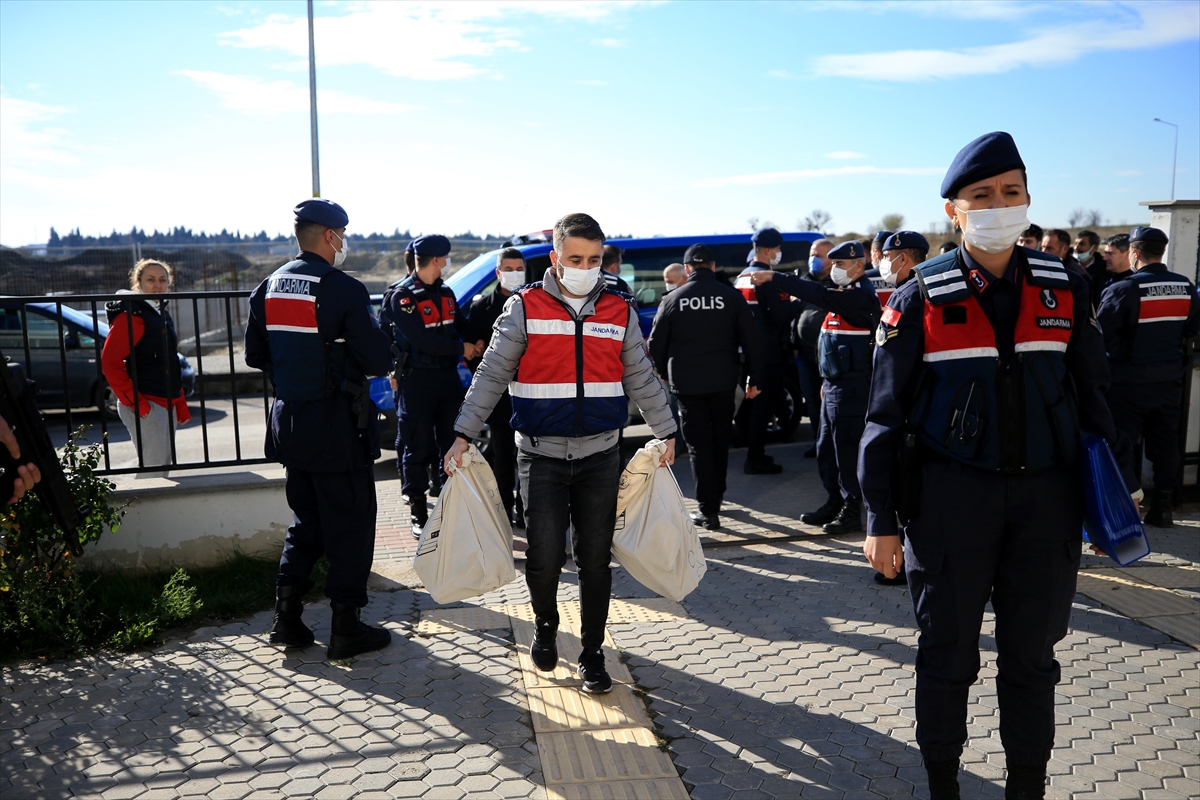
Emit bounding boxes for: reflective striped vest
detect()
[1125,268,1193,371]
[509,284,629,438]
[818,309,874,380]
[915,249,1079,472]
[388,275,461,369]
[264,259,334,400]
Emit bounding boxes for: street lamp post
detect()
[307,0,320,198]
[1147,118,1176,200]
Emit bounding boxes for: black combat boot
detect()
[410,494,428,540]
[530,619,559,672]
[1143,489,1174,528]
[327,604,391,660]
[924,759,961,800]
[1005,763,1047,800]
[268,586,315,648]
[823,498,863,534]
[800,495,843,526]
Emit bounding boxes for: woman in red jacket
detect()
[101,259,190,469]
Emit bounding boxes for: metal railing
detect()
[0,291,271,476]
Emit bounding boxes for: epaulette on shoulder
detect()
[915,250,970,305]
[1021,247,1071,289]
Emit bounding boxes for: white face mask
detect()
[879,257,899,286]
[332,231,348,268]
[954,203,1030,254]
[770,250,783,267]
[1076,247,1093,264]
[830,265,853,287]
[557,264,600,295]
[498,270,525,291]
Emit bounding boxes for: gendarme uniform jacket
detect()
[382,274,470,370]
[453,275,676,461]
[858,246,1132,538]
[1096,263,1200,385]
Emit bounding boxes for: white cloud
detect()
[177,71,413,114]
[220,1,651,81]
[0,95,76,167]
[825,151,865,160]
[1116,170,1143,177]
[811,3,1199,82]
[592,37,626,48]
[695,165,944,188]
[767,69,801,80]
[804,1,1042,22]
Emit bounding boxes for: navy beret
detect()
[1130,226,1168,245]
[752,227,784,248]
[827,241,864,260]
[940,131,1026,199]
[883,231,930,254]
[294,198,349,228]
[411,234,451,257]
[683,243,714,264]
[873,230,894,243]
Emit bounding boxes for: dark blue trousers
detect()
[277,466,377,607]
[397,367,464,497]
[904,459,1081,766]
[518,445,621,652]
[746,368,785,460]
[1107,380,1183,491]
[794,350,822,439]
[816,380,867,501]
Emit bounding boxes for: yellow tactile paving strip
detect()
[418,600,689,797]
[1078,565,1200,649]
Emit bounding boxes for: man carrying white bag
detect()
[413,443,516,604]
[615,439,707,602]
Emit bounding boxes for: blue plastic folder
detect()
[1080,433,1150,566]
[368,376,395,411]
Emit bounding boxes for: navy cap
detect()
[751,227,784,248]
[411,234,451,257]
[1130,226,1168,245]
[827,241,864,260]
[683,243,714,264]
[294,198,349,228]
[873,230,894,243]
[883,231,930,254]
[940,131,1026,199]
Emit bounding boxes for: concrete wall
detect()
[82,467,290,571]
[1142,199,1200,282]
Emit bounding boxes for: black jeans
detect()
[397,368,463,496]
[518,444,621,652]
[678,390,736,515]
[745,368,784,460]
[486,394,519,518]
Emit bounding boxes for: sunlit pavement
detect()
[2,441,1197,799]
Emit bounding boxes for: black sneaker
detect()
[744,457,783,475]
[410,496,428,540]
[579,649,613,694]
[530,621,558,672]
[800,495,843,526]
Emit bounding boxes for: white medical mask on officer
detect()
[879,256,899,286]
[330,230,349,268]
[946,168,1031,255]
[828,259,859,287]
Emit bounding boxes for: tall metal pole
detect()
[1153,118,1178,201]
[307,0,320,198]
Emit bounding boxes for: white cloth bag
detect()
[613,439,707,601]
[413,444,516,604]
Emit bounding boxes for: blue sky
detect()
[2,0,1197,247]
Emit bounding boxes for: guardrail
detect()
[0,291,271,476]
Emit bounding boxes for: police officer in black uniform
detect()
[1097,226,1200,527]
[858,132,1136,800]
[246,199,393,660]
[463,246,527,527]
[736,227,797,474]
[752,241,880,533]
[381,234,481,537]
[648,243,766,530]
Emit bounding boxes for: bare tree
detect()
[801,209,833,233]
[1067,208,1104,227]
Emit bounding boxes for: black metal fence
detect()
[0,291,271,475]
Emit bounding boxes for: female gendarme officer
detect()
[858,132,1135,800]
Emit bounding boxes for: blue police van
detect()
[374,230,822,447]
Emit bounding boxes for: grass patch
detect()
[3,549,327,663]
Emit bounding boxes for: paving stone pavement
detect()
[2,442,1198,799]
